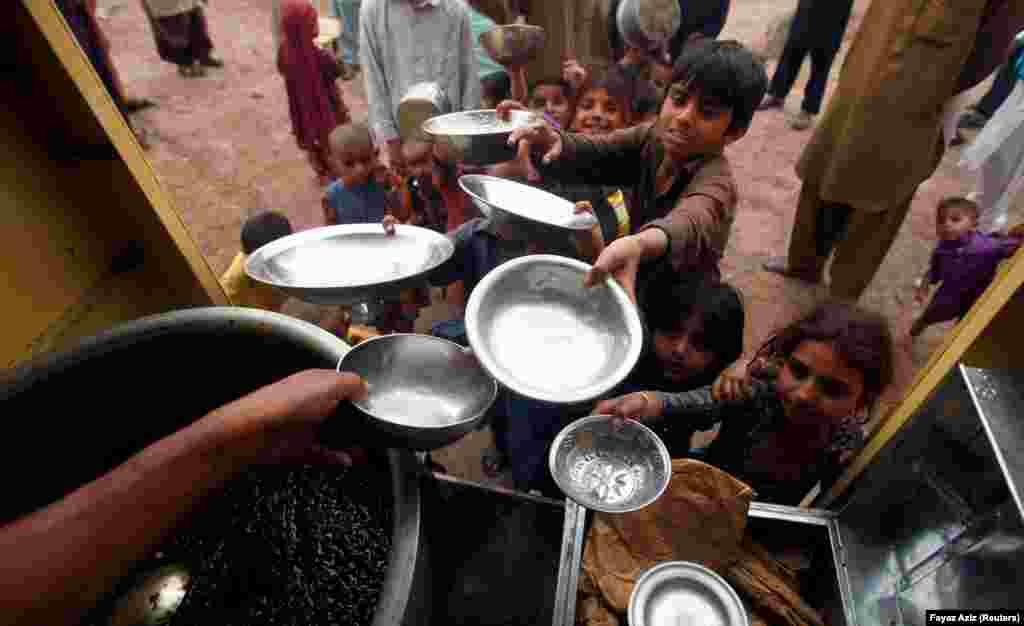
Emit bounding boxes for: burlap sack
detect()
[577,459,755,620]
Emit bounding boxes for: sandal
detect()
[124,97,156,113]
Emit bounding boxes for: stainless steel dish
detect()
[548,415,670,513]
[617,0,681,55]
[338,334,499,450]
[245,224,454,306]
[459,174,599,232]
[398,82,449,141]
[422,109,542,165]
[1,307,430,626]
[628,561,749,626]
[479,22,546,67]
[464,254,643,404]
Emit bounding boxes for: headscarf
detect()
[277,0,340,150]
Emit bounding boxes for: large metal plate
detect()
[459,175,598,231]
[245,224,454,305]
[422,110,542,165]
[464,254,643,404]
[549,415,670,513]
[629,561,748,626]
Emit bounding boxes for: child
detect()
[323,122,391,225]
[278,0,351,185]
[910,196,1022,337]
[219,211,293,311]
[627,278,745,391]
[527,76,575,130]
[505,38,767,293]
[598,301,894,505]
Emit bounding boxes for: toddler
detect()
[278,0,351,185]
[323,122,391,226]
[911,196,1022,337]
[219,211,294,311]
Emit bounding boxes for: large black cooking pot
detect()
[0,307,429,626]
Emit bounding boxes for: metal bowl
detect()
[459,174,599,232]
[422,109,542,165]
[617,0,681,55]
[465,254,643,404]
[245,224,454,306]
[629,561,749,626]
[398,82,449,141]
[478,23,546,67]
[338,334,499,451]
[549,415,670,513]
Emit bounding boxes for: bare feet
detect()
[762,256,821,283]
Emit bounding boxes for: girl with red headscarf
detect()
[277,0,351,184]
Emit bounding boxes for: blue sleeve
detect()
[324,182,350,224]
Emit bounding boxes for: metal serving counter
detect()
[549,365,1024,626]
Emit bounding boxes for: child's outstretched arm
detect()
[571,201,605,263]
[510,65,528,105]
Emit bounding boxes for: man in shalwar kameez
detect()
[764,0,1024,301]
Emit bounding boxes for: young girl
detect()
[597,302,894,505]
[910,196,1022,337]
[278,0,351,185]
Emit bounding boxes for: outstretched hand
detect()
[499,100,563,165]
[582,236,644,304]
[382,214,399,235]
[593,391,664,430]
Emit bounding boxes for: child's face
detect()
[530,84,572,129]
[403,141,435,183]
[776,340,865,428]
[329,142,379,188]
[936,204,977,241]
[653,314,717,385]
[657,81,743,161]
[572,87,627,136]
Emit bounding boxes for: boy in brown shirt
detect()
[504,39,767,299]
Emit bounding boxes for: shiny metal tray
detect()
[460,175,599,232]
[245,224,454,305]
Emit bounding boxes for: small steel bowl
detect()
[617,0,681,55]
[549,415,670,513]
[629,561,749,626]
[422,109,542,165]
[398,82,449,141]
[465,254,643,404]
[478,23,546,67]
[245,224,454,306]
[459,174,599,232]
[338,334,499,450]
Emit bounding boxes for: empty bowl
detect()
[478,23,546,67]
[245,224,454,306]
[459,174,599,232]
[421,109,542,165]
[464,254,643,404]
[629,561,749,626]
[549,415,671,513]
[337,334,498,450]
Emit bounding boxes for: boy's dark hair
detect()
[644,279,745,371]
[633,78,660,117]
[936,195,980,221]
[670,39,768,131]
[481,72,512,104]
[241,210,293,255]
[757,302,894,412]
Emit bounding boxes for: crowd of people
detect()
[13,1,1024,621]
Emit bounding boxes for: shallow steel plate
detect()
[549,415,670,513]
[423,110,542,165]
[245,224,454,305]
[464,255,642,404]
[629,561,749,626]
[459,174,598,231]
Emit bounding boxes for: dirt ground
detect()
[96,0,1017,484]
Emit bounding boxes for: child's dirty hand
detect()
[382,214,399,235]
[912,280,929,305]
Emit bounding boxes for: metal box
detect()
[552,365,1024,626]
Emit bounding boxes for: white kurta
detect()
[961,81,1024,233]
[359,0,480,143]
